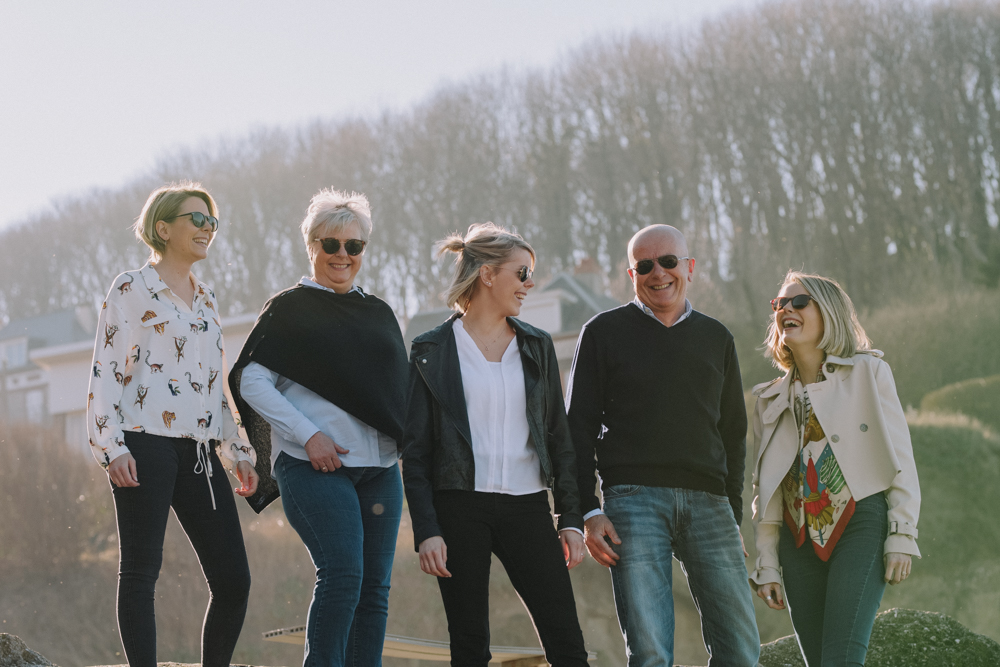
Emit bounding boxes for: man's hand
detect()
[584,514,621,567]
[418,536,451,577]
[304,431,350,473]
[560,530,586,569]
[108,452,139,487]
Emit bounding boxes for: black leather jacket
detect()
[401,313,584,548]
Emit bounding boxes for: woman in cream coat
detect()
[750,271,920,667]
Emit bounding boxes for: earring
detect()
[486,282,492,286]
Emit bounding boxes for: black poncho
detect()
[229,284,409,512]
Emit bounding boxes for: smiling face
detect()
[775,281,824,354]
[481,248,535,318]
[309,220,364,293]
[627,226,694,321]
[157,196,214,264]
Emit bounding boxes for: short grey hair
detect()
[300,189,373,254]
[764,270,873,371]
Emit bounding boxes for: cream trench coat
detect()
[749,351,921,586]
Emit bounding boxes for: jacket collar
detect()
[411,313,547,447]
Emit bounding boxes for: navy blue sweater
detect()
[566,304,748,524]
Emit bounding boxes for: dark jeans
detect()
[274,453,403,667]
[113,432,251,667]
[779,493,889,667]
[433,490,589,667]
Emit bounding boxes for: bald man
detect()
[566,225,759,666]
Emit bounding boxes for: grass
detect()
[921,375,1000,432]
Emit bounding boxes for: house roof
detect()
[0,307,96,371]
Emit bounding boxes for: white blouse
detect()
[453,319,546,496]
[86,264,255,478]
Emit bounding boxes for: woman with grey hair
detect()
[230,188,409,667]
[402,222,589,666]
[750,270,920,666]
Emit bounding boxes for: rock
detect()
[758,608,1000,667]
[759,634,804,667]
[865,608,1000,666]
[0,634,55,667]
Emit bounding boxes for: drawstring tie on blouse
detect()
[193,438,217,510]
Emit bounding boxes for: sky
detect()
[0,0,761,230]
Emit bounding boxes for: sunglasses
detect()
[317,238,366,256]
[631,254,692,275]
[770,294,816,311]
[498,265,533,282]
[171,211,219,232]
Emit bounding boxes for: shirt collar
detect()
[299,277,365,297]
[631,297,692,327]
[138,262,212,303]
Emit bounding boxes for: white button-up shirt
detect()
[238,278,399,473]
[453,318,547,495]
[87,264,255,472]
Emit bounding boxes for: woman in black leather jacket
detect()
[402,222,588,667]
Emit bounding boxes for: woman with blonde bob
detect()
[749,270,921,666]
[402,223,589,666]
[87,182,258,667]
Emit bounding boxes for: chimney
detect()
[574,257,604,296]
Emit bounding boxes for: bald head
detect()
[628,225,689,266]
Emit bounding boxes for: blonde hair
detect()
[301,188,373,258]
[133,182,217,262]
[436,223,535,313]
[764,270,873,371]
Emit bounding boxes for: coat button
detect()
[860,423,868,432]
[826,363,836,374]
[421,359,427,364]
[831,434,840,443]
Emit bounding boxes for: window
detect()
[0,339,28,369]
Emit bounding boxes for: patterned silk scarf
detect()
[780,368,856,561]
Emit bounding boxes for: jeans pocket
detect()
[602,484,642,500]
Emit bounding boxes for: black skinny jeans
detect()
[113,432,251,667]
[434,490,589,667]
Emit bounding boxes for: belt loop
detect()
[193,439,217,511]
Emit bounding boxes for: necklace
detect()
[463,321,511,353]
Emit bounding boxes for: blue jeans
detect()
[602,485,760,667]
[275,453,403,667]
[779,493,888,667]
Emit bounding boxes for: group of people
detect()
[87,182,921,667]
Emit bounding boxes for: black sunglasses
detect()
[770,294,816,312]
[498,265,533,282]
[171,211,218,232]
[631,254,692,275]
[317,238,366,256]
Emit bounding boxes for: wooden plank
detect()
[262,627,596,664]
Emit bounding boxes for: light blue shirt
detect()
[238,278,398,475]
[631,296,693,326]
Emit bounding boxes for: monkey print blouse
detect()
[86,264,255,472]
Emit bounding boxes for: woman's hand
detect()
[756,582,785,610]
[108,452,139,487]
[884,552,912,585]
[560,529,586,569]
[418,536,451,578]
[304,431,350,473]
[235,460,259,497]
